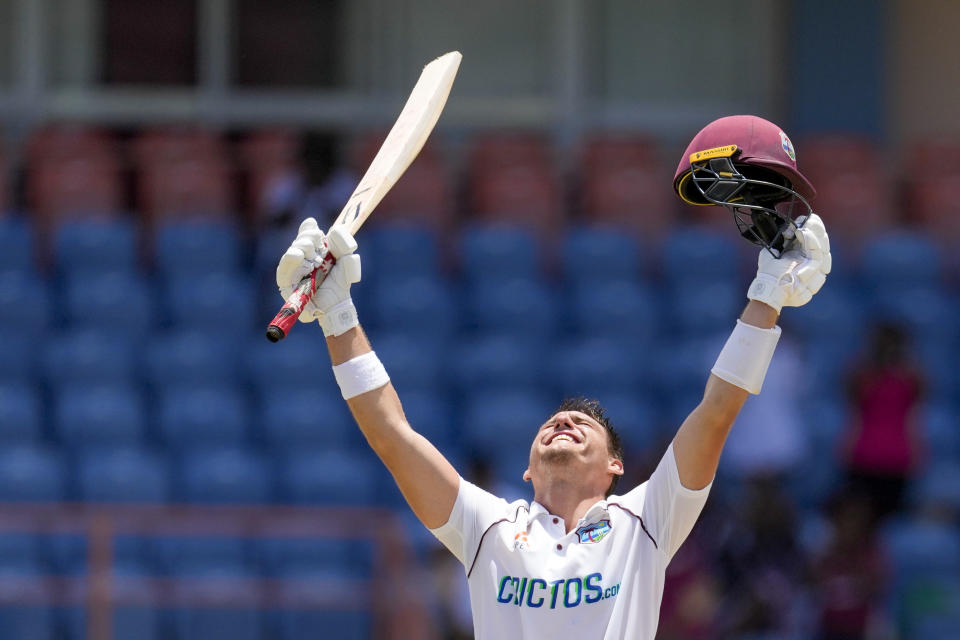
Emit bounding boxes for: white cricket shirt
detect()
[430,443,710,640]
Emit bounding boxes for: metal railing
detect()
[0,503,438,640]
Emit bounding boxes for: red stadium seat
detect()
[138,159,234,221]
[239,129,303,219]
[907,172,960,241]
[810,168,896,241]
[28,158,124,222]
[467,134,563,233]
[24,125,125,237]
[131,127,227,166]
[796,133,877,179]
[469,133,552,172]
[904,138,960,177]
[578,135,675,238]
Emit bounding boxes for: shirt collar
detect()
[529,499,611,526]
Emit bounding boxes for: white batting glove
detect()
[275,217,361,336]
[746,213,832,313]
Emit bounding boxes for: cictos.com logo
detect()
[496,573,621,609]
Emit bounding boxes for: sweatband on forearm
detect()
[332,351,390,399]
[711,320,781,394]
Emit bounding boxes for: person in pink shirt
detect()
[843,323,925,521]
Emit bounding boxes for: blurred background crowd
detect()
[0,1,959,639]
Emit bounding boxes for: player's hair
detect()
[554,397,625,497]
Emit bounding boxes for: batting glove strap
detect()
[318,298,359,337]
[333,351,390,400]
[711,320,782,394]
[747,273,789,314]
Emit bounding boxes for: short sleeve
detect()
[429,477,518,566]
[614,443,711,560]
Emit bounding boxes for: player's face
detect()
[524,410,622,491]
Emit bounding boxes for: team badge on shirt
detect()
[575,520,612,544]
[514,531,532,551]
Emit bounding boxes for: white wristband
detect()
[332,351,390,399]
[319,299,359,337]
[711,320,781,394]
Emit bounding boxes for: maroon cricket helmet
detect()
[673,115,817,256]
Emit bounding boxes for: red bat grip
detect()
[265,252,337,342]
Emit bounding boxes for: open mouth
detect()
[547,431,581,445]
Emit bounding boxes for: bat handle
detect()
[265,252,337,342]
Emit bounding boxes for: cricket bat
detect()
[266,51,462,342]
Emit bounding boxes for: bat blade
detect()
[265,51,461,342]
[334,51,462,235]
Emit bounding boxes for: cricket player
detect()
[275,115,831,639]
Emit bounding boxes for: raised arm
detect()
[275,219,459,528]
[672,215,832,489]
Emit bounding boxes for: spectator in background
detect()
[842,323,925,522]
[812,490,890,640]
[722,331,808,479]
[715,475,812,638]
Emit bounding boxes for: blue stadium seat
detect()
[460,224,541,283]
[145,330,239,387]
[258,537,373,579]
[54,219,138,276]
[861,230,942,289]
[162,271,256,334]
[63,272,154,337]
[872,286,957,343]
[395,390,456,453]
[561,225,642,285]
[242,330,329,394]
[0,446,64,501]
[257,388,355,450]
[0,604,53,640]
[463,390,555,459]
[278,448,379,505]
[883,518,960,577]
[788,281,864,346]
[157,385,249,448]
[908,463,960,513]
[589,393,657,449]
[363,224,442,283]
[451,333,545,393]
[567,280,658,341]
[0,270,52,334]
[661,227,740,285]
[158,537,260,640]
[178,447,271,504]
[549,338,644,398]
[156,537,249,576]
[0,217,35,273]
[154,220,242,278]
[465,278,558,337]
[802,338,860,402]
[254,227,294,276]
[923,403,960,464]
[173,602,262,640]
[65,606,159,640]
[276,609,370,640]
[0,335,37,384]
[54,383,146,447]
[77,447,169,503]
[655,333,723,392]
[373,332,446,392]
[667,280,740,335]
[915,340,960,403]
[368,275,457,339]
[0,383,42,444]
[42,329,137,386]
